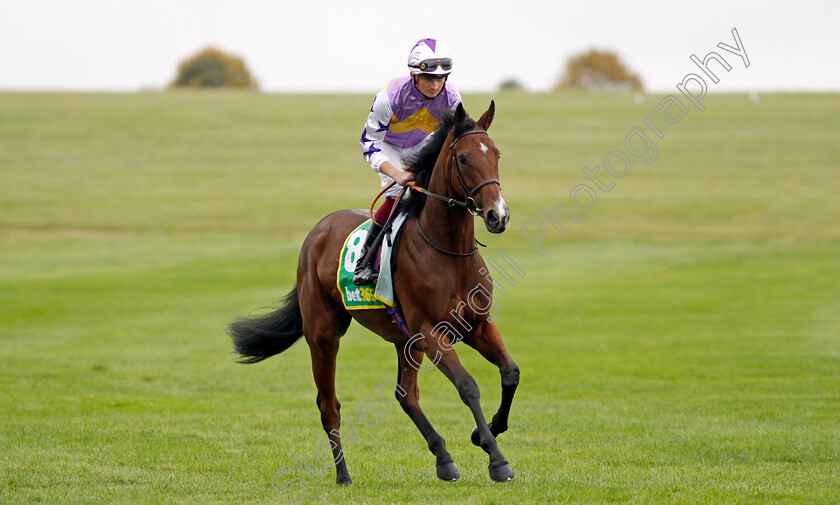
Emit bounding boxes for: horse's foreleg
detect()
[393,344,460,481]
[464,322,519,445]
[415,329,515,482]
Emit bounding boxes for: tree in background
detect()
[556,49,642,91]
[499,78,525,92]
[170,47,257,89]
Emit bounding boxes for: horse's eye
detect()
[458,154,467,164]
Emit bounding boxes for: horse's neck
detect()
[417,153,475,255]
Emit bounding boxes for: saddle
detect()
[336,213,408,310]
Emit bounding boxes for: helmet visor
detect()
[413,58,453,72]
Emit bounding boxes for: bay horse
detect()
[229,101,519,484]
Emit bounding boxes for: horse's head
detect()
[448,101,509,233]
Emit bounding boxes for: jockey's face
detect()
[414,74,446,99]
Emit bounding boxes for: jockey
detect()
[354,38,462,285]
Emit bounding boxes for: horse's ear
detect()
[454,102,467,125]
[477,100,495,130]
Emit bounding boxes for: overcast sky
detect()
[0,0,836,93]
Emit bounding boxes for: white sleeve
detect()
[360,89,393,173]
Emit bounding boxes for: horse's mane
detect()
[401,109,476,219]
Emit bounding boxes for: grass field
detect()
[2,91,839,504]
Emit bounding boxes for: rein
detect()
[411,128,499,257]
[415,219,479,257]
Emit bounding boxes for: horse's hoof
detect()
[436,461,460,481]
[336,476,353,485]
[489,461,515,482]
[470,426,481,446]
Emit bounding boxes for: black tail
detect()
[228,286,304,364]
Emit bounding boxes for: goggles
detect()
[414,58,453,72]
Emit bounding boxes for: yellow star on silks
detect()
[389,107,439,134]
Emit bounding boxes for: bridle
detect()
[411,128,501,257]
[411,128,500,216]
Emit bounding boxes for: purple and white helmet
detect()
[407,38,453,76]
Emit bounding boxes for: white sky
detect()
[0,0,837,93]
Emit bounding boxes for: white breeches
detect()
[376,140,430,198]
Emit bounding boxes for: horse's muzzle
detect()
[484,198,510,234]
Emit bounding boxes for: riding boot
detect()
[353,221,385,285]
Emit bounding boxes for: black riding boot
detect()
[353,221,384,285]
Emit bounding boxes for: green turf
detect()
[1,91,838,504]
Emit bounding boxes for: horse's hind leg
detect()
[299,280,353,484]
[394,344,460,481]
[464,322,519,446]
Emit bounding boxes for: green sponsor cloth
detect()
[336,219,387,310]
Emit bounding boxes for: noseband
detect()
[411,128,501,257]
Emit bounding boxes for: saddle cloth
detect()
[336,212,408,310]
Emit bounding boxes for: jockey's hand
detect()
[380,161,416,187]
[392,170,416,187]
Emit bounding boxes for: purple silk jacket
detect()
[360,75,461,172]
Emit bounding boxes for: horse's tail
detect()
[228,286,304,364]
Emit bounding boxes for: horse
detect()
[228,101,519,484]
